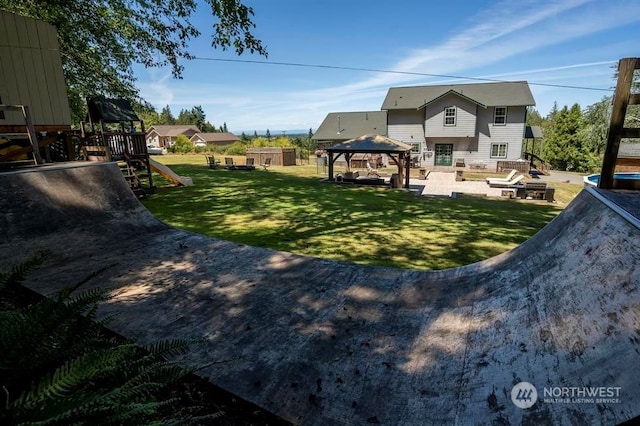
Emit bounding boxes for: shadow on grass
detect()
[143,163,561,270]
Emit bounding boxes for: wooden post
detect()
[600,58,640,189]
[328,152,334,181]
[405,151,411,189]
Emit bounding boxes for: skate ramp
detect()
[1,162,639,425]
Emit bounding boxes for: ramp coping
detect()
[586,186,640,230]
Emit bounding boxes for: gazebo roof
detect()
[326,134,412,153]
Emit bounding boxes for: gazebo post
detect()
[328,152,334,181]
[404,151,410,188]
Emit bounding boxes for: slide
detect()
[148,157,193,186]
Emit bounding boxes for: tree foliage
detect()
[0,0,267,122]
[543,103,599,172]
[170,135,194,154]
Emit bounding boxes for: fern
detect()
[0,257,223,425]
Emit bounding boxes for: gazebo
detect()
[326,134,413,189]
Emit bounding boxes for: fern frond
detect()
[0,251,50,291]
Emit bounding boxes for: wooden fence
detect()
[246,147,297,166]
[496,160,530,173]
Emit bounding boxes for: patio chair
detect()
[224,157,235,170]
[486,169,517,184]
[244,157,256,170]
[488,174,525,188]
[205,155,220,169]
[261,157,271,171]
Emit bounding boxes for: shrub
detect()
[171,135,194,154]
[223,141,247,156]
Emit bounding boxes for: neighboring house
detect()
[190,132,240,147]
[313,111,387,150]
[146,125,201,148]
[381,81,535,168]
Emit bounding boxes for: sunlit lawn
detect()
[142,154,582,270]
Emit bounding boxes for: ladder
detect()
[0,104,44,164]
[599,57,640,189]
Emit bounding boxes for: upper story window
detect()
[410,142,421,154]
[494,107,507,125]
[444,106,456,126]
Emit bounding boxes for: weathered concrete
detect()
[1,162,639,425]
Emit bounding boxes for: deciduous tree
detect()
[0,0,266,122]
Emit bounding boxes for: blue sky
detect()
[136,0,640,134]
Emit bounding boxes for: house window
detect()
[494,107,507,125]
[490,143,508,158]
[444,106,456,126]
[410,143,421,154]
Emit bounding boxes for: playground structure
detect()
[0,10,189,195]
[79,98,155,196]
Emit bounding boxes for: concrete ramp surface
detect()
[1,162,639,425]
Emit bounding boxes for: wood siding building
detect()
[0,10,71,131]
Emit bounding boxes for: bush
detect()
[170,135,194,154]
[223,141,247,156]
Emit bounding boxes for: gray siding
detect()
[0,11,71,127]
[474,106,526,167]
[424,94,477,137]
[387,109,424,144]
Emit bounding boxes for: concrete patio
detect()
[409,171,518,198]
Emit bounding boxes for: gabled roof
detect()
[147,125,201,137]
[190,132,240,143]
[87,98,140,123]
[420,90,487,109]
[326,134,412,153]
[381,81,535,110]
[313,111,387,140]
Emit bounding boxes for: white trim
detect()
[490,143,508,158]
[443,106,456,126]
[493,106,507,125]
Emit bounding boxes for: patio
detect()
[410,171,517,198]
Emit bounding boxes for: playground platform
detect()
[1,162,639,425]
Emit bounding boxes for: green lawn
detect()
[142,155,581,270]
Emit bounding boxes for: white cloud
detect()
[137,0,640,130]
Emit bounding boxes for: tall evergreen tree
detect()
[265,129,271,140]
[543,103,594,171]
[158,105,175,125]
[176,108,192,125]
[191,106,207,130]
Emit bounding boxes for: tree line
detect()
[526,72,639,173]
[137,104,227,133]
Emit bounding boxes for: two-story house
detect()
[381,81,535,168]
